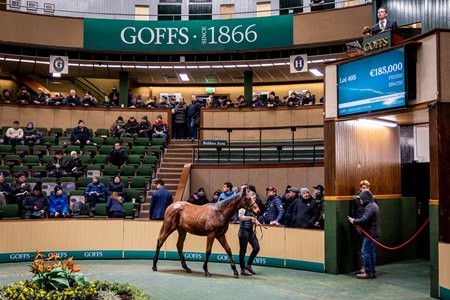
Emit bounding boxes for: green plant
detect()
[95,281,150,300]
[97,290,121,300]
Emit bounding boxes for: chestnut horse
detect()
[152,186,260,277]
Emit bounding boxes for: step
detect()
[167,149,193,154]
[164,152,193,159]
[162,157,192,163]
[146,190,177,198]
[156,172,182,179]
[139,212,149,219]
[160,162,187,168]
[156,178,179,184]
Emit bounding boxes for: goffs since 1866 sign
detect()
[83,15,293,53]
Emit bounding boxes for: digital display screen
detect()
[338,47,406,117]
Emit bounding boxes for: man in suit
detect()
[371,7,398,35]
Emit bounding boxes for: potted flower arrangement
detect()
[0,251,150,299]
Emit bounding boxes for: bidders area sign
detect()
[83,15,293,52]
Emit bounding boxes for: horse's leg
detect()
[152,220,177,271]
[176,228,192,273]
[216,234,239,278]
[203,234,215,277]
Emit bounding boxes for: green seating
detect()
[66,145,81,154]
[36,127,48,136]
[42,136,56,146]
[135,138,150,146]
[92,137,105,145]
[12,166,30,177]
[93,155,108,166]
[142,155,158,167]
[120,165,135,177]
[65,128,74,137]
[121,137,134,147]
[41,177,57,183]
[70,190,85,196]
[82,145,98,157]
[23,155,40,167]
[130,176,147,191]
[132,146,146,156]
[136,165,154,178]
[103,165,119,177]
[151,137,166,148]
[123,202,136,219]
[4,155,21,167]
[41,155,54,165]
[57,136,71,147]
[94,203,108,218]
[32,145,48,157]
[0,204,21,220]
[127,155,141,167]
[0,145,13,157]
[95,128,110,137]
[77,177,92,190]
[0,166,11,177]
[105,137,119,145]
[125,188,144,203]
[49,146,64,155]
[15,145,30,157]
[31,166,48,178]
[79,155,92,165]
[69,195,89,218]
[99,145,113,155]
[49,127,63,137]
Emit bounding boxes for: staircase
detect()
[138,140,196,219]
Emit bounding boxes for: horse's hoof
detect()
[204,272,211,277]
[234,272,239,278]
[185,267,193,273]
[152,266,158,272]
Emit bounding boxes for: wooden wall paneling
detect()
[71,110,89,130]
[1,106,19,125]
[36,108,55,129]
[191,168,213,193]
[257,226,286,259]
[123,221,160,250]
[307,108,324,125]
[276,110,293,127]
[87,110,105,130]
[307,128,324,140]
[54,109,72,131]
[307,167,325,189]
[439,32,450,102]
[247,168,270,195]
[324,120,337,195]
[439,242,450,290]
[285,228,324,263]
[19,107,37,126]
[228,168,250,187]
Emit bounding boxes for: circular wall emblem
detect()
[53,57,65,72]
[293,56,305,71]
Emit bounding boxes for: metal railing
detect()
[193,125,324,164]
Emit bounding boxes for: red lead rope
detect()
[354,218,430,251]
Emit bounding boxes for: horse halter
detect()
[243,196,258,216]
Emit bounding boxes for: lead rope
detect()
[254,222,267,241]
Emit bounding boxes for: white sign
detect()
[290,54,308,73]
[49,55,68,74]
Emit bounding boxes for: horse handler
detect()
[238,203,261,276]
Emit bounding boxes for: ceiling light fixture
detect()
[358,118,398,128]
[179,73,190,82]
[310,68,324,77]
[52,73,61,78]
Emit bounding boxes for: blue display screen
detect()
[338,47,406,117]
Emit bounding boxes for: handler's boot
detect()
[245,264,255,275]
[241,268,252,276]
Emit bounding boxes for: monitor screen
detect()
[338,47,406,117]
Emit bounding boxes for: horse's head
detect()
[241,186,260,216]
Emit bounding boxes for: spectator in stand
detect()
[1,89,13,103]
[205,96,214,108]
[149,178,173,220]
[234,95,248,108]
[111,116,126,138]
[218,182,235,202]
[250,95,263,108]
[169,96,177,109]
[47,92,65,106]
[48,151,67,178]
[152,115,169,141]
[259,187,284,225]
[187,95,202,140]
[81,92,97,107]
[108,143,128,167]
[65,89,81,107]
[48,185,70,218]
[65,151,84,178]
[23,122,42,147]
[23,182,47,219]
[16,86,31,105]
[31,88,46,105]
[107,176,126,197]
[301,91,315,105]
[348,190,381,279]
[286,92,299,107]
[138,116,152,138]
[0,174,11,205]
[312,184,325,228]
[71,120,92,146]
[123,116,140,138]
[187,187,209,205]
[101,95,116,107]
[6,121,24,146]
[223,98,234,109]
[106,191,126,218]
[173,97,187,140]
[85,176,106,212]
[10,172,31,213]
[265,92,277,108]
[108,86,120,106]
[157,97,172,109]
[147,96,157,108]
[283,187,300,227]
[291,188,320,229]
[210,191,221,203]
[133,95,146,108]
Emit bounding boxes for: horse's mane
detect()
[215,193,242,211]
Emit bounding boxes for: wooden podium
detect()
[362,30,404,54]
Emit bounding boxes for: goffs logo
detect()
[84,251,103,258]
[9,253,31,260]
[216,254,230,261]
[184,253,202,260]
[53,57,65,73]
